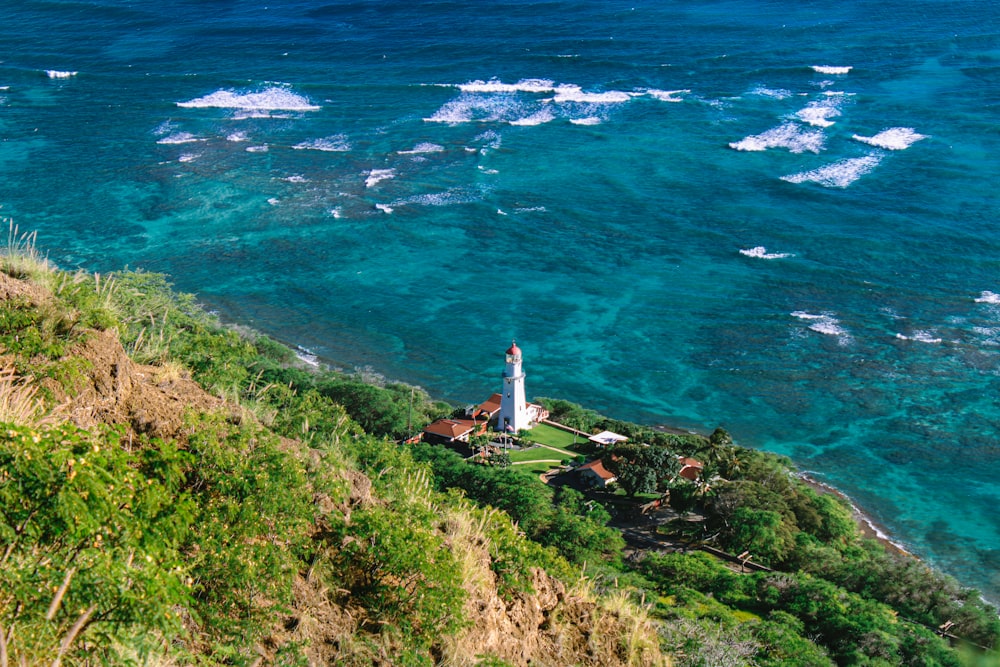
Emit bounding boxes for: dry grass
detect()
[1,219,53,282]
[0,368,58,427]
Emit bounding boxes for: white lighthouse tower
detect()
[498,340,530,433]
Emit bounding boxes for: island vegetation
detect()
[0,224,998,666]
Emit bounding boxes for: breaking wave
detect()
[781,154,883,188]
[730,122,825,154]
[852,127,927,150]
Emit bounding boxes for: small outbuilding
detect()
[588,430,628,448]
[577,459,617,488]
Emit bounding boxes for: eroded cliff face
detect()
[0,270,668,666]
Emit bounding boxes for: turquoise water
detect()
[2,0,999,599]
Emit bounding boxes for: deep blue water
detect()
[2,0,1000,600]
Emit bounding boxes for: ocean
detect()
[2,0,999,600]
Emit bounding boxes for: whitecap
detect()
[157,132,204,145]
[795,97,844,128]
[395,189,481,207]
[245,145,269,153]
[781,154,883,188]
[740,246,792,259]
[792,311,851,342]
[425,93,537,124]
[748,85,793,99]
[177,86,320,112]
[267,198,280,206]
[647,89,689,102]
[508,107,555,126]
[226,131,248,142]
[365,168,396,188]
[570,116,602,125]
[398,142,444,154]
[457,78,556,94]
[852,127,927,150]
[375,203,394,214]
[974,291,1000,304]
[45,70,78,79]
[551,85,634,104]
[294,135,352,152]
[330,207,342,218]
[178,153,199,163]
[811,65,852,75]
[283,175,308,183]
[729,122,825,154]
[895,331,942,344]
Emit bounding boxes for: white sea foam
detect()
[795,97,843,127]
[245,145,269,153]
[895,331,943,344]
[396,190,480,207]
[177,86,320,112]
[375,203,393,214]
[45,70,77,79]
[457,78,556,93]
[811,65,852,75]
[748,85,793,99]
[852,127,927,150]
[647,89,689,102]
[729,122,825,154]
[398,142,444,154]
[330,207,342,218]
[294,135,351,152]
[551,85,634,104]
[425,93,537,124]
[157,132,204,145]
[508,107,555,126]
[740,246,792,259]
[268,198,280,206]
[975,291,1000,304]
[295,346,320,367]
[226,131,248,142]
[365,168,396,188]
[178,153,199,163]
[283,175,308,183]
[792,311,851,343]
[475,130,502,149]
[570,117,603,125]
[781,154,883,188]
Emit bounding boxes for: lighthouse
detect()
[498,340,530,433]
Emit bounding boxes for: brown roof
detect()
[424,419,477,440]
[578,458,616,481]
[678,457,703,481]
[478,393,502,416]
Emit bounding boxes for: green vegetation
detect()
[0,226,998,666]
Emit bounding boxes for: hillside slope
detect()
[0,250,668,664]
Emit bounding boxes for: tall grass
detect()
[1,219,52,281]
[0,369,56,427]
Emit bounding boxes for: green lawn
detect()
[508,446,570,464]
[520,423,586,451]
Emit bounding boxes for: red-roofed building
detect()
[423,418,485,445]
[578,459,617,488]
[477,393,503,421]
[678,457,704,482]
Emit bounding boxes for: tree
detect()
[603,444,680,497]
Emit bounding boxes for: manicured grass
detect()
[508,446,569,464]
[520,423,586,451]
